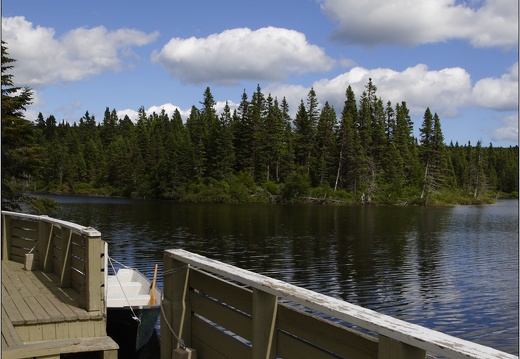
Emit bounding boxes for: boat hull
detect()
[106,267,162,358]
[107,305,160,357]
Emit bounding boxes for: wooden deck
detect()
[1,211,118,359]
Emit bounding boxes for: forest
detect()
[2,42,518,209]
[26,83,520,205]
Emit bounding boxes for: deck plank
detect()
[3,260,70,323]
[1,268,39,325]
[4,263,54,324]
[2,284,25,325]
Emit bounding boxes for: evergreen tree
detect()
[199,87,220,180]
[293,88,319,178]
[101,107,118,148]
[335,86,359,192]
[263,95,285,183]
[1,41,41,210]
[167,108,194,195]
[233,90,253,174]
[394,102,421,188]
[207,100,235,181]
[315,101,337,187]
[279,97,295,182]
[357,79,379,201]
[419,109,450,203]
[185,105,206,177]
[249,84,268,182]
[467,140,487,199]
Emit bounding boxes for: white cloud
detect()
[320,0,518,48]
[473,62,518,110]
[267,64,473,118]
[117,103,239,123]
[151,27,335,85]
[491,114,519,142]
[116,109,140,122]
[1,16,159,87]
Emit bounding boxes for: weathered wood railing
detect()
[162,249,517,359]
[1,211,105,313]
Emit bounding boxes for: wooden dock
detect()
[2,211,118,359]
[162,248,518,359]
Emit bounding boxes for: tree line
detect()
[2,41,518,209]
[30,82,518,205]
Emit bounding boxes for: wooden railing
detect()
[1,211,105,313]
[162,249,517,359]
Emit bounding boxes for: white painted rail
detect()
[165,248,517,359]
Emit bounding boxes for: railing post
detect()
[2,214,12,260]
[39,219,54,272]
[378,335,426,359]
[85,232,104,312]
[59,227,73,287]
[162,254,192,359]
[252,288,277,359]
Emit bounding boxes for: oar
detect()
[148,264,158,306]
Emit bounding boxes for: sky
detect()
[1,0,518,147]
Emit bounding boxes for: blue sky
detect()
[2,0,518,147]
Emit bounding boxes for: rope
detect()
[160,296,186,350]
[28,241,38,254]
[163,265,189,276]
[108,256,130,269]
[107,256,141,323]
[160,264,190,350]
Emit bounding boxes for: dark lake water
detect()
[48,195,519,355]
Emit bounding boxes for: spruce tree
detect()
[335,86,359,192]
[315,101,337,187]
[233,90,253,174]
[1,41,42,210]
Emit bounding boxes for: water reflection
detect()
[49,195,518,355]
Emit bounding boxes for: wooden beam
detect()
[2,336,118,359]
[162,254,192,359]
[39,221,54,272]
[59,228,73,288]
[85,233,103,312]
[252,288,277,359]
[378,335,426,359]
[2,214,12,260]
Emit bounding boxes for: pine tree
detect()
[293,88,319,178]
[207,101,235,181]
[1,41,41,210]
[335,86,359,192]
[185,105,205,177]
[249,84,268,182]
[263,95,285,183]
[419,108,450,203]
[315,101,337,187]
[357,79,379,201]
[279,97,295,182]
[233,90,253,174]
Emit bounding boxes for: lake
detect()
[47,195,518,355]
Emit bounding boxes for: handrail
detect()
[2,210,101,237]
[165,248,517,359]
[2,211,105,313]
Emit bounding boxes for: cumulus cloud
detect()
[116,101,239,123]
[151,27,335,85]
[491,114,519,142]
[267,64,473,118]
[1,16,159,87]
[473,62,518,110]
[117,104,186,122]
[320,0,518,48]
